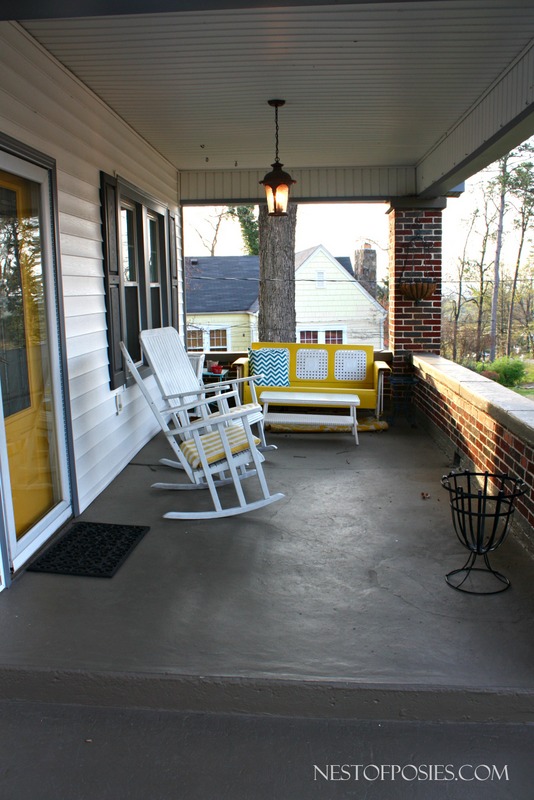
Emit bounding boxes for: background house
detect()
[185,245,386,352]
[185,256,259,353]
[294,245,386,349]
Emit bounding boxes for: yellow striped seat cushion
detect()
[180,425,260,469]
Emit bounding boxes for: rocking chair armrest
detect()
[164,387,207,400]
[166,390,240,415]
[177,404,260,434]
[200,381,238,394]
[207,374,265,390]
[165,384,235,400]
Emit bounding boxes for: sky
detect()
[184,202,390,278]
[183,195,476,284]
[183,140,533,283]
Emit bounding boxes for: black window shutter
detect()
[100,172,126,389]
[168,211,180,331]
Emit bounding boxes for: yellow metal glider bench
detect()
[234,342,390,441]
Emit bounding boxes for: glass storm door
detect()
[0,158,71,577]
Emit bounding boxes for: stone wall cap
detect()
[413,353,534,447]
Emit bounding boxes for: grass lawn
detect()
[515,387,534,398]
[514,359,534,400]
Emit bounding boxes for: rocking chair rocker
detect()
[120,342,284,519]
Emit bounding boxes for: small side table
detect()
[203,369,229,383]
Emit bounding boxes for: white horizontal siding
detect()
[0,22,182,513]
[65,331,109,361]
[64,313,108,340]
[180,166,416,203]
[66,350,110,381]
[64,296,106,318]
[61,255,104,279]
[1,25,177,197]
[74,383,160,511]
[62,276,105,298]
[69,366,111,402]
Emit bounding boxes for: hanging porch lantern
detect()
[260,99,295,216]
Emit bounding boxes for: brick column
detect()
[388,198,446,373]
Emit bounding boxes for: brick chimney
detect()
[353,242,377,297]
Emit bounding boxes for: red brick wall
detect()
[388,207,443,374]
[415,370,534,533]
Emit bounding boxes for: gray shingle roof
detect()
[185,248,353,313]
[185,256,259,313]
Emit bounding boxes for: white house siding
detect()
[0,22,182,512]
[180,166,416,203]
[295,248,385,349]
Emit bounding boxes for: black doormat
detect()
[27,522,150,578]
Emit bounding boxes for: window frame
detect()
[186,325,231,353]
[299,330,319,344]
[298,327,346,345]
[101,172,172,388]
[209,328,228,352]
[315,270,326,289]
[325,329,344,344]
[186,329,204,351]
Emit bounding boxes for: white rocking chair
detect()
[139,327,274,451]
[120,342,284,519]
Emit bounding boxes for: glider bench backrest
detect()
[235,342,390,418]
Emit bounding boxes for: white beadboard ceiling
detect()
[19,1,534,193]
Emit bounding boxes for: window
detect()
[147,212,162,331]
[186,327,230,352]
[325,330,343,344]
[315,270,325,289]
[300,331,319,344]
[209,329,228,351]
[120,202,141,361]
[187,329,204,351]
[101,172,174,388]
[298,329,345,344]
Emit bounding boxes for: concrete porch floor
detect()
[1,421,534,798]
[3,419,534,708]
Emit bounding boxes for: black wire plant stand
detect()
[441,470,527,594]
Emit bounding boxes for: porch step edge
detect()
[1,666,533,723]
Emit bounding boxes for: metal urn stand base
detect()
[441,470,527,595]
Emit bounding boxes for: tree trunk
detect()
[506,212,528,356]
[258,204,297,342]
[489,155,508,360]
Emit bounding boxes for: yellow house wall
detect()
[186,312,256,351]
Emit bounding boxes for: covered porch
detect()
[0,2,533,793]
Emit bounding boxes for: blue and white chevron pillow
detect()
[249,348,290,386]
